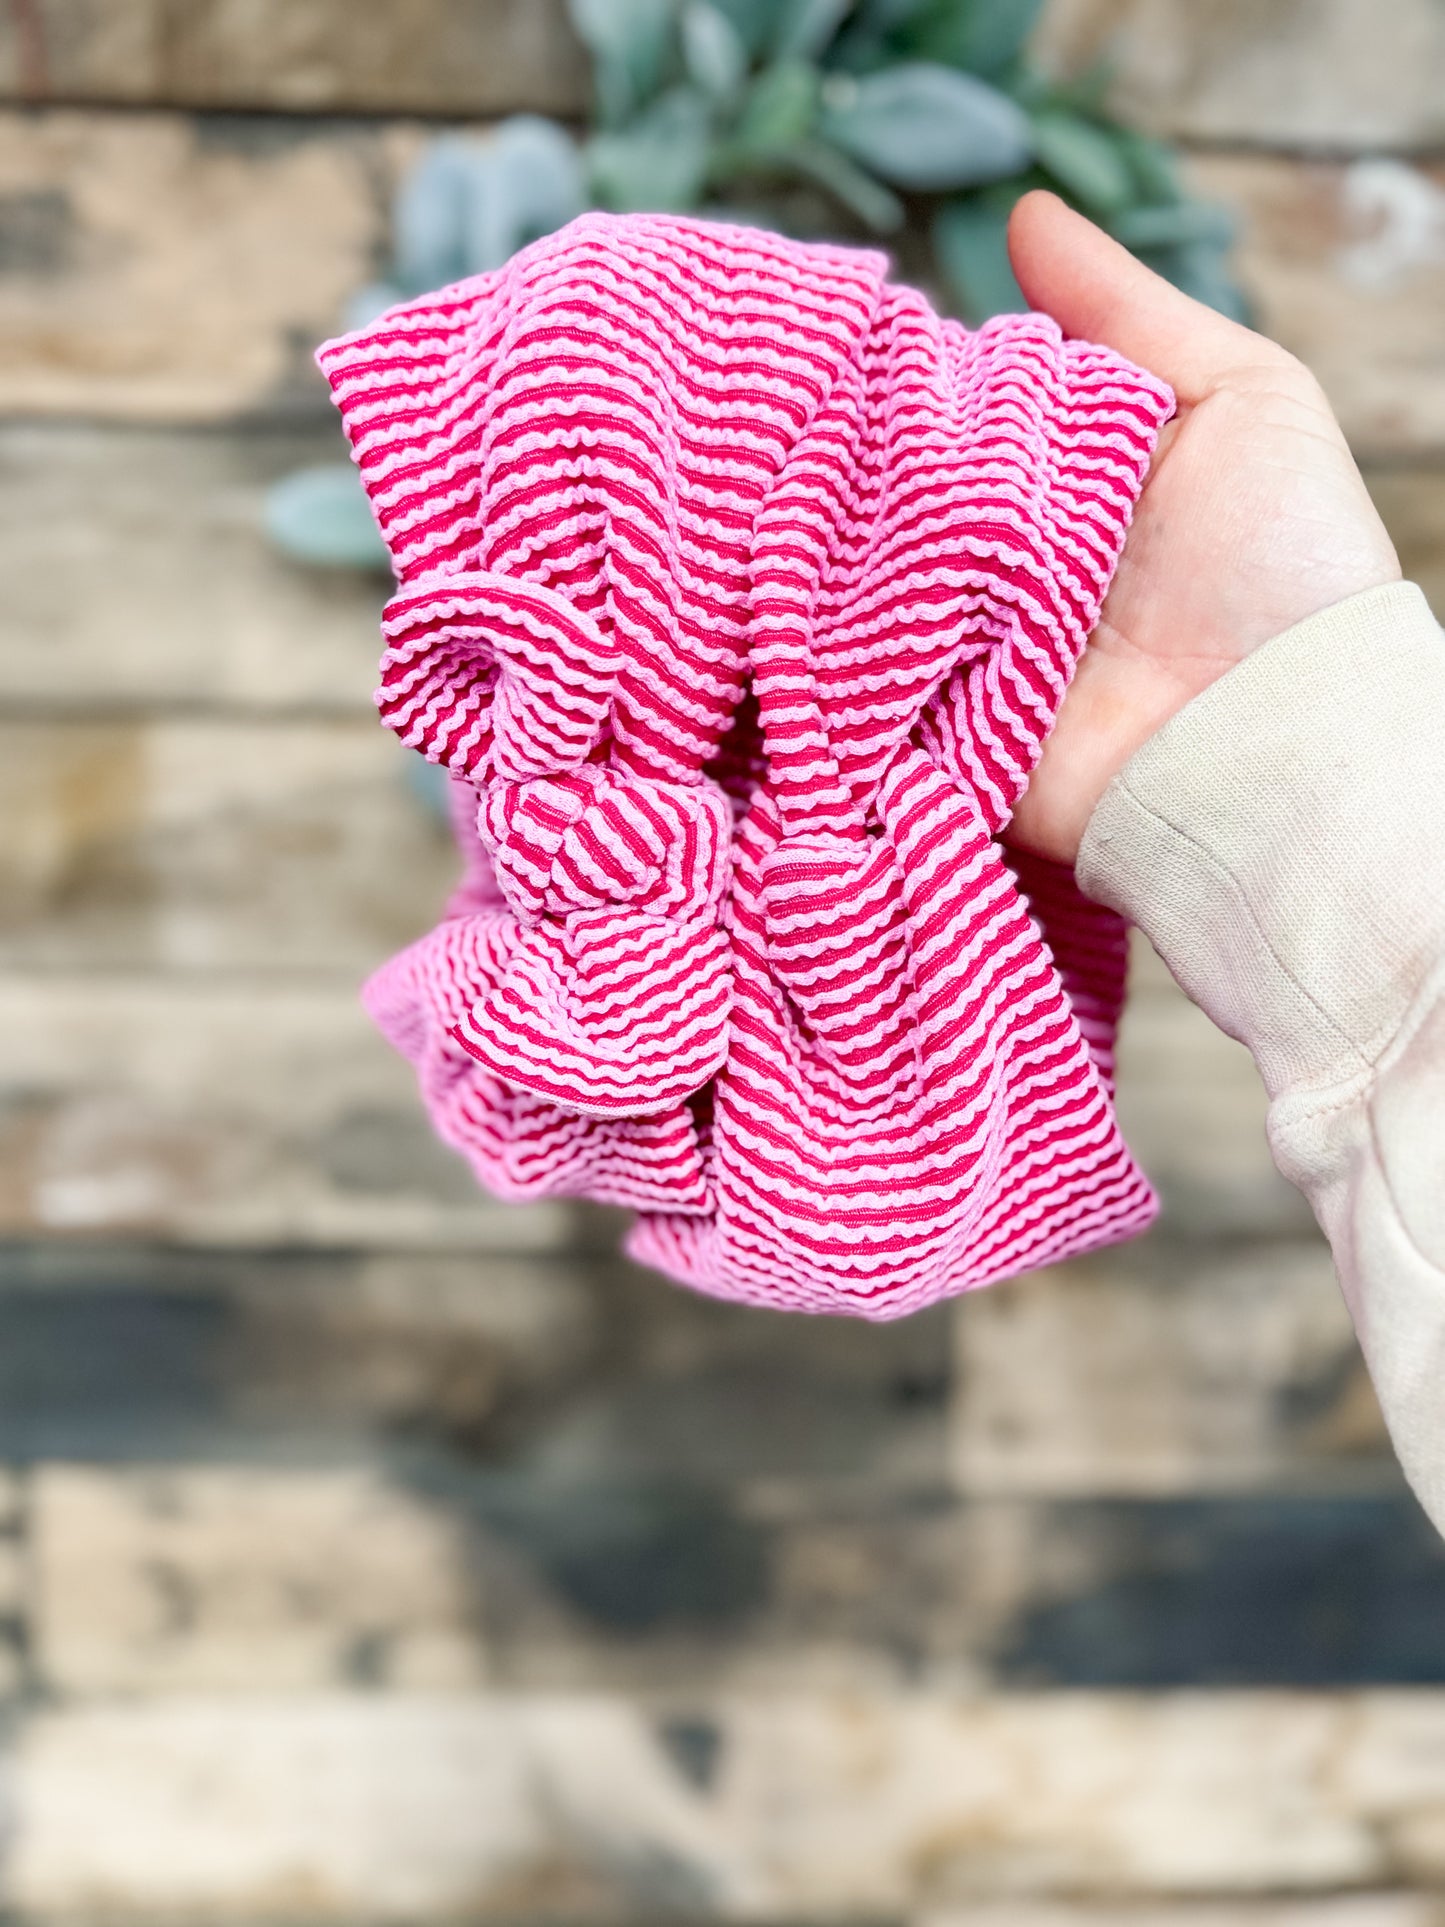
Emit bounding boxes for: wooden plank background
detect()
[0,1,1443,1917]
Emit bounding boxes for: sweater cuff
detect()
[1077,581,1445,1101]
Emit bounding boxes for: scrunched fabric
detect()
[320,212,1175,1318]
[378,571,621,781]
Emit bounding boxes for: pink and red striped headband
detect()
[319,212,1174,1318]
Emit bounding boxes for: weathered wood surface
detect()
[28,1461,1440,1695]
[2,117,1444,455]
[0,8,1440,1921]
[0,427,384,713]
[1367,468,1445,615]
[4,431,1434,723]
[0,960,1308,1247]
[930,1904,1445,1927]
[0,716,456,971]
[951,1237,1384,1495]
[0,972,572,1248]
[0,0,587,116]
[1187,155,1445,462]
[1035,0,1445,151]
[8,1690,1445,1913]
[0,111,410,419]
[1116,964,1311,1238]
[0,1231,1380,1494]
[0,419,1433,1252]
[5,0,1442,156]
[0,1241,952,1486]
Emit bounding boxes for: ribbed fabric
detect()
[319,212,1174,1318]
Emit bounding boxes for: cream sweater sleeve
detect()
[1077,581,1445,1530]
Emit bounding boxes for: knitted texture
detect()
[319,212,1175,1318]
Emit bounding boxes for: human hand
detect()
[1005,191,1401,866]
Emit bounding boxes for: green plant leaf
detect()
[1110,198,1236,252]
[393,140,475,291]
[697,198,781,226]
[819,61,1031,190]
[463,118,588,273]
[588,86,713,210]
[827,0,926,74]
[772,0,854,62]
[567,0,678,124]
[1048,55,1116,117]
[854,0,928,30]
[1115,128,1184,205]
[1031,109,1135,214]
[704,0,776,53]
[265,466,390,572]
[1144,241,1250,322]
[682,2,748,98]
[789,137,906,231]
[933,194,1027,322]
[731,60,822,159]
[392,123,585,292]
[345,281,403,329]
[903,0,1044,77]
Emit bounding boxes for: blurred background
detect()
[1,1,1445,1921]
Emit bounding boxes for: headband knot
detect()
[429,773,731,1117]
[480,769,730,924]
[759,831,914,1106]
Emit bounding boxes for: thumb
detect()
[1007,190,1275,403]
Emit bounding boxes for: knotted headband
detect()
[319,212,1175,1318]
